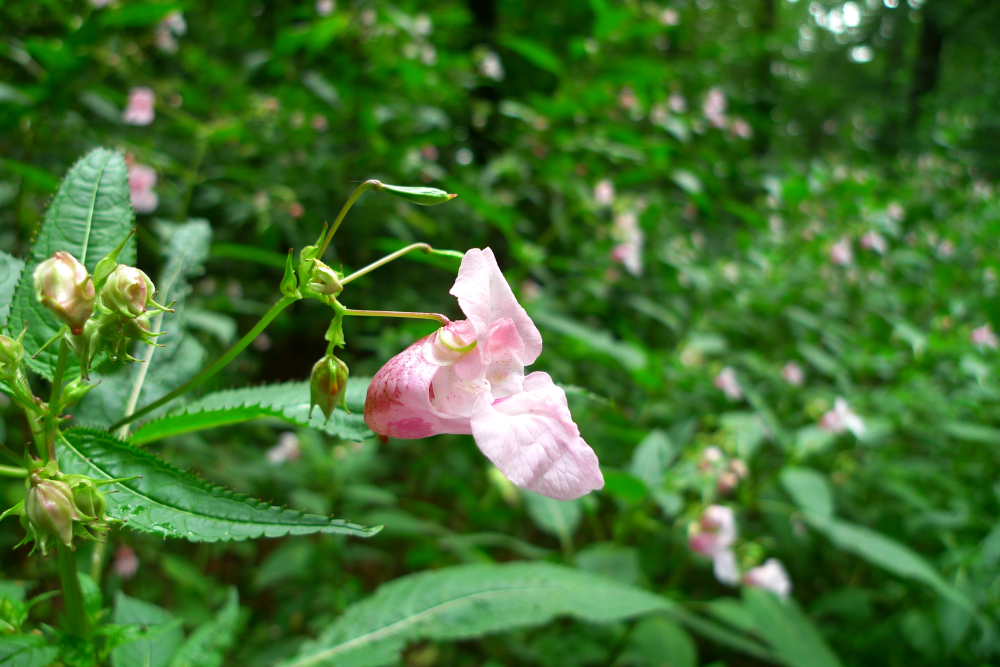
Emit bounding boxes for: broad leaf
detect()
[617,615,697,667]
[0,251,24,329]
[74,219,211,429]
[529,308,647,371]
[112,593,184,667]
[523,491,582,545]
[780,467,833,519]
[58,428,381,541]
[169,588,241,667]
[0,634,58,667]
[10,148,134,379]
[742,587,842,667]
[279,562,777,667]
[130,377,373,445]
[628,429,675,487]
[804,514,975,612]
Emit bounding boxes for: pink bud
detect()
[743,558,792,600]
[714,367,743,401]
[114,546,140,579]
[830,237,853,266]
[128,165,159,214]
[971,324,999,350]
[103,265,155,318]
[123,87,155,126]
[781,361,804,386]
[34,252,95,334]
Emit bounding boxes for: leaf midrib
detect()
[79,150,114,265]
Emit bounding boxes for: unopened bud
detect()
[73,485,106,522]
[375,182,457,206]
[33,252,96,334]
[308,261,343,296]
[0,333,24,378]
[25,474,78,547]
[310,354,349,420]
[102,265,155,318]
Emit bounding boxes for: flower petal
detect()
[470,371,603,500]
[485,318,525,399]
[365,334,472,438]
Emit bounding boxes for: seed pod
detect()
[376,182,457,206]
[310,354,349,420]
[33,252,96,334]
[25,475,78,548]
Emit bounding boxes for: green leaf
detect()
[780,467,834,519]
[57,428,382,541]
[499,36,563,74]
[617,615,697,667]
[529,308,647,371]
[940,420,1000,444]
[101,2,183,27]
[523,491,582,543]
[601,469,647,503]
[0,251,25,329]
[169,588,241,667]
[112,592,184,667]
[130,377,372,445]
[804,514,975,612]
[74,220,211,429]
[9,148,134,379]
[277,562,672,667]
[628,429,676,487]
[742,587,842,667]
[0,633,58,667]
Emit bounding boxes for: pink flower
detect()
[819,397,865,438]
[668,93,687,113]
[714,367,743,401]
[860,230,887,254]
[128,164,158,213]
[688,505,739,586]
[937,239,955,258]
[830,237,853,266]
[703,87,727,128]
[886,202,905,222]
[731,118,753,139]
[610,211,643,276]
[113,546,140,579]
[743,558,792,600]
[364,248,604,500]
[660,8,680,25]
[781,361,804,386]
[594,179,615,206]
[267,432,301,464]
[123,87,155,126]
[971,324,999,350]
[316,0,335,16]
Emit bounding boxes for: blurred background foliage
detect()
[2,0,1000,665]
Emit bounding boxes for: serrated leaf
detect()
[0,251,24,329]
[74,220,211,429]
[58,428,381,541]
[130,378,373,445]
[0,634,58,667]
[9,148,134,379]
[742,587,843,667]
[169,588,241,667]
[278,562,670,667]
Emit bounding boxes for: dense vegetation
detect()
[1,0,1000,665]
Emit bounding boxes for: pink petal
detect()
[364,334,472,438]
[450,248,542,379]
[470,372,603,500]
[484,318,525,399]
[712,549,740,586]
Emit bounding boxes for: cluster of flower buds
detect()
[32,233,173,376]
[1,463,124,555]
[309,353,349,421]
[698,446,748,496]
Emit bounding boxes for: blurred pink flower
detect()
[689,505,740,586]
[128,164,158,213]
[703,87,728,128]
[289,202,304,218]
[610,211,643,276]
[594,179,615,206]
[971,324,999,350]
[938,239,955,258]
[781,361,804,386]
[316,0,335,16]
[660,8,680,25]
[113,546,139,579]
[365,248,603,500]
[886,202,905,222]
[860,230,887,254]
[731,117,753,139]
[267,432,300,464]
[154,11,187,52]
[743,558,792,600]
[311,114,328,132]
[714,367,743,401]
[830,237,853,266]
[479,50,505,81]
[819,397,865,438]
[619,87,637,110]
[669,92,687,113]
[123,87,155,126]
[90,0,112,7]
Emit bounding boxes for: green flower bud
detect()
[33,252,96,334]
[0,333,24,378]
[102,265,156,318]
[375,182,457,206]
[73,484,106,522]
[307,260,343,296]
[310,354,349,421]
[25,474,78,548]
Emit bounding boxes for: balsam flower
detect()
[743,558,792,600]
[128,164,159,213]
[688,504,739,586]
[123,87,155,126]
[34,252,96,334]
[364,248,603,500]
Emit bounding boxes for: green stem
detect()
[340,243,431,286]
[0,464,26,478]
[342,308,450,326]
[316,180,380,258]
[57,544,88,637]
[45,340,69,466]
[109,295,299,431]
